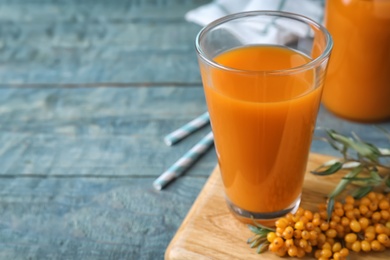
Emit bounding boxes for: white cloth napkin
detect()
[185,0,324,26]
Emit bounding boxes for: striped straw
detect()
[164,112,210,146]
[153,131,214,190]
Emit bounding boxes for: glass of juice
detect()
[195,11,333,223]
[322,0,390,122]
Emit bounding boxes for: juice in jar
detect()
[201,45,322,214]
[322,0,390,122]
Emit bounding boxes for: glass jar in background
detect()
[322,0,390,122]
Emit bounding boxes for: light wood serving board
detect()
[165,153,390,259]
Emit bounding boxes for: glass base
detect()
[226,195,301,226]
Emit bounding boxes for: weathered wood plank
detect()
[0,86,217,177]
[0,176,206,259]
[0,0,209,84]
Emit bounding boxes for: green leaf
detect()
[351,186,373,199]
[328,166,363,198]
[247,224,261,234]
[327,197,335,222]
[386,178,390,188]
[311,162,343,176]
[256,242,269,254]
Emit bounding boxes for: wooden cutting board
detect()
[165,153,390,260]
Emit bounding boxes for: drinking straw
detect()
[164,112,210,146]
[153,131,214,190]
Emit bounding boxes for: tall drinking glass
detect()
[195,11,333,223]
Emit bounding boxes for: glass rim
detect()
[195,10,333,75]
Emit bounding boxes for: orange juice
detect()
[322,0,390,122]
[200,45,323,213]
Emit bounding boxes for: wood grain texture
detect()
[0,0,209,85]
[166,153,390,260]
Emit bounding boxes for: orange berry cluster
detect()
[266,192,390,259]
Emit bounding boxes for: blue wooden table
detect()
[0,1,389,259]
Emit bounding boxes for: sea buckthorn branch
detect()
[247,192,390,259]
[311,129,390,215]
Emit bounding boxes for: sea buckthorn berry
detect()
[319,210,328,220]
[368,191,377,201]
[377,233,389,244]
[320,221,329,231]
[295,221,305,230]
[283,226,294,239]
[334,207,344,217]
[296,247,305,258]
[275,245,287,257]
[345,210,355,220]
[350,219,361,232]
[343,203,354,211]
[330,220,338,229]
[371,240,382,251]
[318,233,327,244]
[375,223,387,234]
[333,252,341,260]
[268,243,277,252]
[361,240,371,252]
[305,222,314,231]
[345,195,355,205]
[304,210,313,221]
[345,233,357,243]
[312,217,321,227]
[299,239,308,249]
[334,201,343,209]
[286,212,294,222]
[359,217,370,230]
[276,227,284,236]
[321,248,332,258]
[364,231,376,241]
[296,207,305,216]
[369,201,378,212]
[321,242,331,250]
[326,229,337,238]
[377,193,385,200]
[301,230,310,240]
[339,247,349,257]
[386,221,390,229]
[285,238,294,248]
[318,203,327,210]
[309,230,318,240]
[293,229,302,239]
[326,237,335,246]
[341,217,350,227]
[365,225,375,233]
[267,232,277,243]
[364,210,373,219]
[304,244,312,253]
[314,249,322,259]
[335,224,345,238]
[351,240,361,252]
[275,218,288,229]
[359,204,369,215]
[353,208,361,218]
[287,245,298,257]
[360,197,370,206]
[332,242,342,252]
[272,237,284,249]
[309,238,318,246]
[379,199,390,210]
[372,212,382,223]
[300,216,309,224]
[381,210,390,221]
